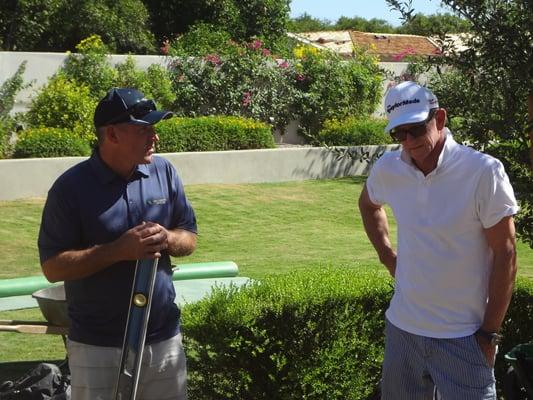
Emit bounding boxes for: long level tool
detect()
[114,258,159,400]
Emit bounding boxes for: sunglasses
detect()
[106,99,157,125]
[389,109,437,142]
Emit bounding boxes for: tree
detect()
[142,0,290,49]
[334,16,395,33]
[0,0,156,53]
[396,13,471,36]
[386,0,532,247]
[288,13,332,32]
[0,0,63,50]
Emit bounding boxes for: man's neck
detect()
[98,146,136,180]
[413,133,446,176]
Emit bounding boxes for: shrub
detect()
[170,39,300,132]
[114,57,176,111]
[181,269,533,399]
[25,75,97,141]
[156,116,275,152]
[168,23,234,57]
[0,118,14,159]
[181,268,391,400]
[317,116,392,146]
[60,35,117,99]
[293,46,383,140]
[13,127,91,158]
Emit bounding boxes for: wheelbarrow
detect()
[0,285,69,336]
[504,343,533,399]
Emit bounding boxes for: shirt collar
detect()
[89,150,150,184]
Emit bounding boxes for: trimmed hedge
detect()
[317,117,392,146]
[156,116,275,152]
[181,269,533,400]
[13,127,92,158]
[182,268,392,400]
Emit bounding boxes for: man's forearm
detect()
[481,248,517,332]
[41,242,121,283]
[359,186,396,276]
[166,229,197,257]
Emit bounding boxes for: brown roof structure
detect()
[291,31,442,61]
[349,31,441,61]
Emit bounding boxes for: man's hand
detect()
[475,335,497,367]
[114,221,169,260]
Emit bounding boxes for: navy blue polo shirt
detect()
[38,150,197,347]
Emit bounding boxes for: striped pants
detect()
[67,333,187,400]
[381,319,496,400]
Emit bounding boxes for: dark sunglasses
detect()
[389,109,438,142]
[106,99,157,125]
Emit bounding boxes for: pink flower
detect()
[262,48,271,57]
[204,53,221,65]
[295,73,305,81]
[248,39,262,50]
[242,91,252,107]
[277,60,289,69]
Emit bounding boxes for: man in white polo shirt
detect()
[359,81,519,399]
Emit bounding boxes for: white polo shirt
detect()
[366,129,519,338]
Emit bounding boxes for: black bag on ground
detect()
[0,362,70,400]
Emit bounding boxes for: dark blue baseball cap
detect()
[93,88,173,128]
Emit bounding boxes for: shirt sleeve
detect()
[38,182,82,264]
[366,159,387,206]
[475,159,519,229]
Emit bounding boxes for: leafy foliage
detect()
[181,269,533,399]
[0,0,63,51]
[169,39,301,133]
[0,61,29,158]
[25,75,97,141]
[288,12,469,35]
[386,0,532,247]
[168,23,234,58]
[182,268,391,399]
[143,0,290,50]
[169,40,382,141]
[318,117,391,146]
[293,46,383,139]
[60,35,117,99]
[156,116,275,153]
[13,127,91,158]
[0,0,155,53]
[396,13,472,35]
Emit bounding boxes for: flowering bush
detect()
[169,40,383,141]
[170,39,300,133]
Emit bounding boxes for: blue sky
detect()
[289,0,448,27]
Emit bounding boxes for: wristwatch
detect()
[475,328,503,346]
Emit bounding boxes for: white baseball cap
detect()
[384,81,439,132]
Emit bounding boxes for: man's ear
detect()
[104,125,120,144]
[436,108,447,130]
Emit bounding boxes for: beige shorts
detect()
[67,333,187,400]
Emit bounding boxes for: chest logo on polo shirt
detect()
[147,198,168,205]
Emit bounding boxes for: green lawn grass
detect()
[0,178,532,363]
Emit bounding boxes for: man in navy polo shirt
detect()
[38,88,197,399]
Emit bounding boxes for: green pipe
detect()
[172,261,238,280]
[0,261,239,298]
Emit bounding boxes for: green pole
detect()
[0,261,239,298]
